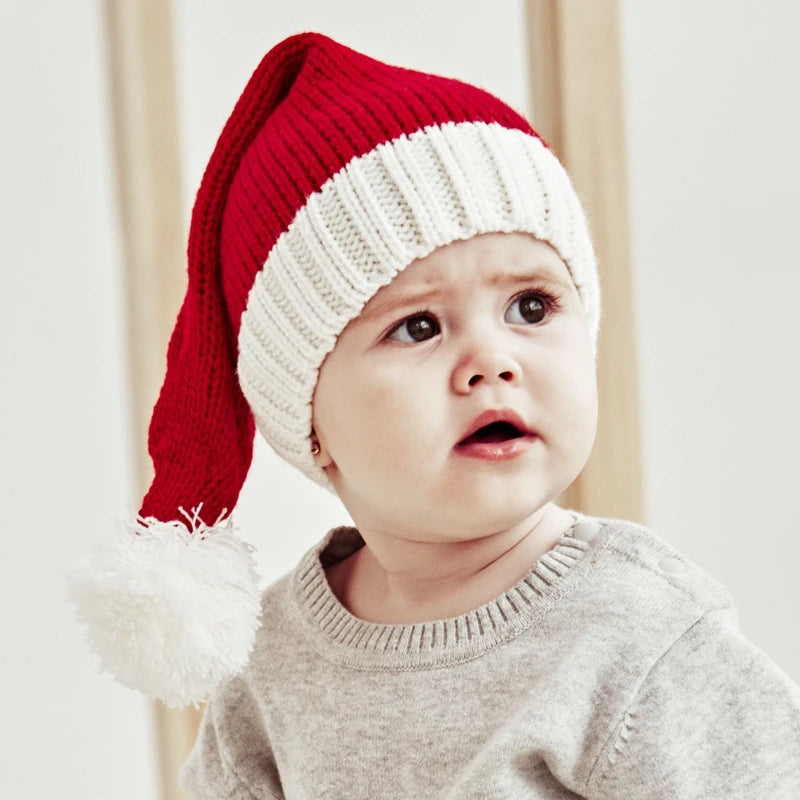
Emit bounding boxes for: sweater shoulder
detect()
[583,521,800,797]
[588,515,734,614]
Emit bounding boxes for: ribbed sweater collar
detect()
[290,518,593,670]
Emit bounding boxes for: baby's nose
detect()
[467,368,515,387]
[451,348,522,394]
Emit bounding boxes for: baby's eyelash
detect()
[512,287,564,312]
[382,308,438,341]
[380,286,565,342]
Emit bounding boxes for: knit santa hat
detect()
[69,32,599,708]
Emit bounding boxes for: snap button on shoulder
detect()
[571,519,601,542]
[658,557,686,576]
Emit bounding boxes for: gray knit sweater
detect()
[180,515,800,798]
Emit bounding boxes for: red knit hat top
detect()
[143,33,538,526]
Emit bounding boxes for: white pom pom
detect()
[67,507,262,708]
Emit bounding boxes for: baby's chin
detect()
[412,501,564,546]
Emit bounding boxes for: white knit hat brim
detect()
[237,121,598,485]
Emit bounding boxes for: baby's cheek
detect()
[559,362,598,458]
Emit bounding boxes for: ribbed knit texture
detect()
[180,517,800,799]
[140,31,598,522]
[140,32,533,523]
[295,526,588,666]
[218,35,535,317]
[96,30,600,712]
[237,121,597,483]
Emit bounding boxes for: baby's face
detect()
[312,232,598,541]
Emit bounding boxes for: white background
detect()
[1,1,797,796]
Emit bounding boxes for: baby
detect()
[70,32,800,798]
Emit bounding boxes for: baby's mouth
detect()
[457,421,524,447]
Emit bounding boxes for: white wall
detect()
[0,2,159,799]
[621,0,800,679]
[4,2,797,798]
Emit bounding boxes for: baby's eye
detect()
[387,313,441,343]
[504,293,548,325]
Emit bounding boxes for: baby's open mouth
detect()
[458,421,524,446]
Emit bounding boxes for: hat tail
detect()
[64,37,313,706]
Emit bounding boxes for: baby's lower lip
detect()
[454,434,537,461]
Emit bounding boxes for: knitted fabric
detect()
[180,517,800,797]
[142,31,599,524]
[70,31,601,709]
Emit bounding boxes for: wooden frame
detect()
[103,2,199,798]
[103,2,642,796]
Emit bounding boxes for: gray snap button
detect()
[658,557,686,576]
[571,519,601,542]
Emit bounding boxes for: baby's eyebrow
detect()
[490,267,572,290]
[358,266,571,323]
[358,287,441,323]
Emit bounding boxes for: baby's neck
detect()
[324,503,576,625]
